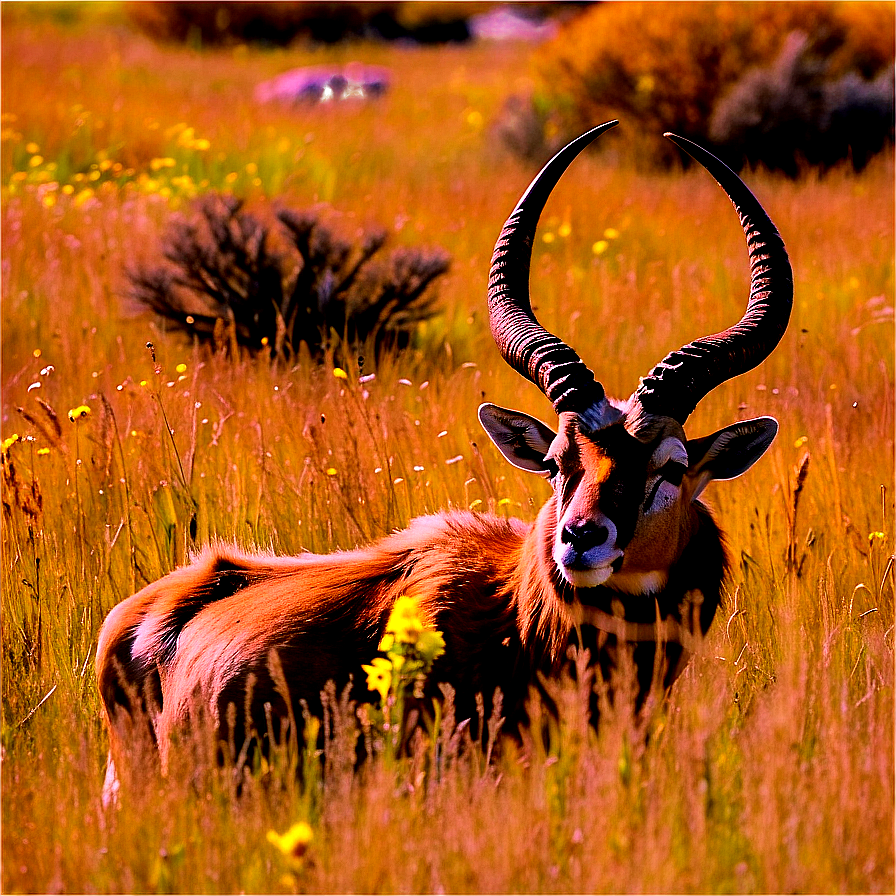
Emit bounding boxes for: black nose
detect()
[561,520,609,550]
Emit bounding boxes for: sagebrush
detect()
[128,194,450,360]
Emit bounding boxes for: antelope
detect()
[96,121,791,792]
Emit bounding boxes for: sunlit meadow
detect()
[2,9,893,894]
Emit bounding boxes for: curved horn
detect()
[488,121,619,422]
[633,134,793,424]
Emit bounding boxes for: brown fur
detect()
[97,503,726,776]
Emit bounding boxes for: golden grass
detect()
[2,12,894,895]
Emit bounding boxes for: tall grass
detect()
[2,12,894,894]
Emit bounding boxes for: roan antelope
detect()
[97,121,791,793]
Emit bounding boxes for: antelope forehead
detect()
[575,426,650,478]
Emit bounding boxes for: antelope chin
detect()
[606,569,669,595]
[560,563,616,588]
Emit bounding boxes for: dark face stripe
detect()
[556,423,653,549]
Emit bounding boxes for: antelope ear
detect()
[478,403,557,474]
[685,417,778,500]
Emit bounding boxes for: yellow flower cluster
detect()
[4,110,220,206]
[362,594,446,705]
[171,124,211,152]
[592,227,620,256]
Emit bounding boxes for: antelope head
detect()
[480,121,792,593]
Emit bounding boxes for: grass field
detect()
[2,9,894,894]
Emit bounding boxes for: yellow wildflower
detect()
[326,467,337,476]
[267,821,313,861]
[150,157,176,172]
[465,108,483,129]
[416,628,446,665]
[2,433,20,454]
[385,594,425,645]
[603,227,620,239]
[592,240,609,255]
[794,435,808,448]
[869,531,885,542]
[175,363,187,374]
[68,405,91,422]
[333,367,348,380]
[362,656,392,702]
[37,447,51,456]
[29,155,44,168]
[25,141,40,154]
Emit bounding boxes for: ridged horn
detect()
[488,121,619,422]
[633,134,793,424]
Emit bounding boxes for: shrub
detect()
[125,1,495,46]
[127,195,450,360]
[710,31,895,176]
[524,1,895,171]
[126,2,389,46]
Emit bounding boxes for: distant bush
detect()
[710,31,894,176]
[128,195,450,360]
[125,1,494,46]
[522,1,894,172]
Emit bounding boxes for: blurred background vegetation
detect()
[7,0,891,176]
[529,1,895,173]
[2,3,893,894]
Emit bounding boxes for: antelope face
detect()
[480,404,777,592]
[481,120,791,595]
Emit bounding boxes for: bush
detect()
[125,1,494,46]
[524,1,895,171]
[710,31,894,176]
[128,195,450,360]
[127,2,386,46]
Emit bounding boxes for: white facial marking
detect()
[649,436,688,472]
[642,436,688,516]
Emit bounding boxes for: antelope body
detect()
[97,122,792,787]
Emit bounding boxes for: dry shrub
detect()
[127,195,450,361]
[524,1,894,171]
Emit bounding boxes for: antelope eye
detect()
[543,457,560,479]
[659,460,687,487]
